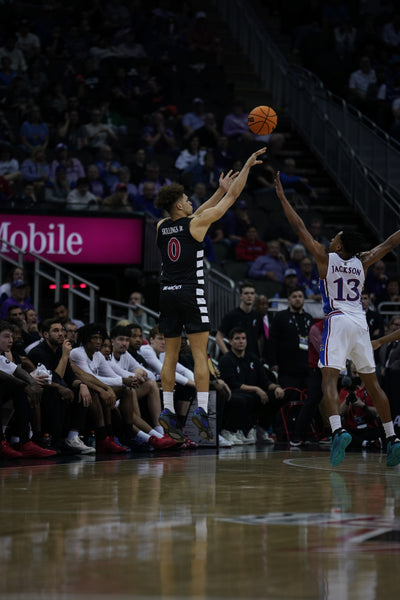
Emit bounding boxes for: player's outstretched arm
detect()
[190,147,266,240]
[361,229,400,269]
[194,170,239,216]
[371,327,400,350]
[274,172,327,266]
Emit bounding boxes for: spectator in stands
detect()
[0,320,56,459]
[174,135,206,172]
[0,265,25,304]
[0,57,16,98]
[52,302,84,329]
[129,148,147,185]
[16,19,41,61]
[44,166,70,205]
[196,112,220,149]
[132,181,162,219]
[306,213,330,249]
[81,107,118,151]
[23,308,40,346]
[248,239,288,282]
[20,105,49,153]
[66,177,100,211]
[127,291,156,331]
[269,287,313,400]
[216,281,264,358]
[94,144,122,190]
[364,259,391,304]
[275,268,305,299]
[189,150,222,191]
[137,161,171,195]
[86,164,108,198]
[381,12,400,57]
[213,134,236,171]
[287,243,307,278]
[101,183,133,213]
[361,291,385,349]
[297,256,321,301]
[218,327,284,445]
[0,33,27,73]
[376,276,400,306]
[50,143,85,187]
[0,111,17,146]
[235,224,268,263]
[279,158,317,199]
[57,109,87,151]
[111,166,137,197]
[182,97,207,140]
[28,318,95,455]
[348,56,377,108]
[0,144,21,184]
[246,156,275,194]
[141,111,176,157]
[189,181,208,210]
[0,279,35,320]
[21,146,50,190]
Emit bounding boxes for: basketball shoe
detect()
[158,408,185,443]
[386,436,400,467]
[192,407,213,441]
[330,428,352,467]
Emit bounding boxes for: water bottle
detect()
[87,431,96,448]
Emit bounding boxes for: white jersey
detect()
[109,352,156,381]
[139,344,194,385]
[320,253,366,325]
[70,346,123,387]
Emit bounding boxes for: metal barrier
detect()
[1,237,99,322]
[100,297,159,339]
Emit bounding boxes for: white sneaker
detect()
[260,431,276,445]
[221,429,244,445]
[218,434,233,448]
[65,435,96,455]
[239,429,256,445]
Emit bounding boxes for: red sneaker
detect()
[181,436,198,449]
[0,440,23,459]
[97,436,129,454]
[148,435,180,450]
[19,441,57,458]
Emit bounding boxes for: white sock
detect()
[162,391,174,412]
[135,430,150,443]
[197,391,209,411]
[383,421,396,439]
[2,426,6,434]
[150,428,163,439]
[329,415,342,433]
[10,436,19,444]
[154,425,164,435]
[67,430,79,441]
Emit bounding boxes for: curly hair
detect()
[154,183,185,212]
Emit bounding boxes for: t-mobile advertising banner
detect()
[0,214,143,264]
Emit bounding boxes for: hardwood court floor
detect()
[1,444,400,600]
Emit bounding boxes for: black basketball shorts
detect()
[158,284,211,338]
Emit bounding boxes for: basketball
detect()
[248,105,277,136]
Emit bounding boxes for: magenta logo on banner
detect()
[0,215,143,264]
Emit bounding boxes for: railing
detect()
[1,237,99,322]
[212,0,400,267]
[100,297,159,339]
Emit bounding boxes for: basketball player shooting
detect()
[154,147,266,443]
[275,172,400,468]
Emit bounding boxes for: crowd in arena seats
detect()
[278,0,400,140]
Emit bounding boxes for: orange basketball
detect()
[248,105,277,136]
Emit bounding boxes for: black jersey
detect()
[157,217,205,286]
